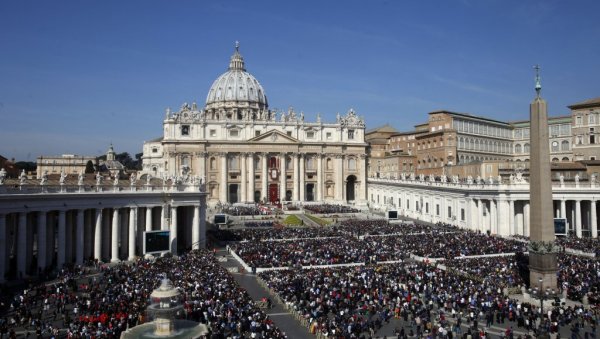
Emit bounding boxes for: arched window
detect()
[459,137,464,149]
[524,143,530,153]
[326,158,333,170]
[209,157,216,170]
[515,144,522,154]
[552,157,559,162]
[551,141,559,152]
[561,140,570,151]
[562,157,570,162]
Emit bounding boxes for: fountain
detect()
[120,278,208,338]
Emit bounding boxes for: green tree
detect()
[85,160,95,173]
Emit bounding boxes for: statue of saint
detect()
[0,168,6,185]
[40,170,48,185]
[59,171,67,184]
[130,172,137,185]
[96,172,103,186]
[78,171,84,186]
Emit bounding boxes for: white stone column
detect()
[76,209,84,265]
[198,152,207,180]
[491,199,497,235]
[241,153,247,203]
[359,155,367,201]
[335,155,344,201]
[591,200,597,238]
[0,214,6,283]
[317,155,323,201]
[524,202,530,237]
[111,208,120,262]
[509,199,515,235]
[37,211,47,271]
[17,212,27,277]
[57,210,66,268]
[560,199,567,219]
[192,205,200,250]
[279,153,286,202]
[145,207,153,231]
[575,200,582,238]
[199,200,207,248]
[248,154,255,202]
[160,205,167,230]
[261,153,268,202]
[128,207,137,260]
[299,154,305,201]
[94,209,102,260]
[292,153,299,201]
[170,206,178,254]
[477,199,483,233]
[220,154,228,203]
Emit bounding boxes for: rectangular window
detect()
[348,129,355,140]
[229,129,239,137]
[326,132,332,140]
[448,206,452,218]
[576,116,582,126]
[436,204,440,216]
[287,131,292,136]
[461,208,465,221]
[255,131,260,137]
[209,129,216,137]
[306,131,315,139]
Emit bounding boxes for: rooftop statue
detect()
[0,168,6,185]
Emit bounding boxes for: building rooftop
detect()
[568,96,600,109]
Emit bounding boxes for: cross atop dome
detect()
[229,41,245,71]
[534,64,541,98]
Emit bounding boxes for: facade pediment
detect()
[247,130,299,144]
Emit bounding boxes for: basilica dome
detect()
[205,44,268,110]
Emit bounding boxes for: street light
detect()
[538,277,544,316]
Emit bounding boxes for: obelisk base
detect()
[529,252,558,290]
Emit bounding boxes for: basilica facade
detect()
[141,45,368,206]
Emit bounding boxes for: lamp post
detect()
[539,277,544,317]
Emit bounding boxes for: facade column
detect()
[335,155,344,201]
[192,205,200,250]
[248,154,255,203]
[37,211,47,271]
[477,199,483,233]
[17,212,27,278]
[128,207,137,260]
[261,153,268,202]
[279,153,286,202]
[241,153,247,203]
[160,205,167,230]
[293,153,299,201]
[57,210,67,269]
[94,209,103,260]
[591,200,597,238]
[560,199,567,219]
[359,155,367,201]
[170,206,178,254]
[111,208,120,262]
[524,202,530,237]
[0,214,6,283]
[317,155,323,201]
[76,209,84,265]
[575,200,582,237]
[491,199,498,235]
[220,153,228,203]
[145,207,153,231]
[199,200,207,248]
[509,199,515,235]
[299,154,305,201]
[198,152,207,181]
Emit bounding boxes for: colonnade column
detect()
[575,200,582,237]
[468,198,475,230]
[292,154,299,201]
[490,199,497,235]
[111,208,120,262]
[37,211,47,271]
[261,153,268,202]
[477,199,483,233]
[317,155,323,201]
[220,154,228,203]
[560,199,567,219]
[241,153,247,203]
[524,202,530,237]
[335,155,343,201]
[199,201,206,248]
[359,155,367,201]
[299,154,305,201]
[192,205,200,250]
[0,214,5,283]
[279,153,286,202]
[509,200,515,235]
[17,213,27,277]
[248,154,255,203]
[128,207,137,260]
[94,209,102,260]
[145,207,153,231]
[57,210,66,269]
[170,206,178,254]
[591,200,597,238]
[76,209,84,265]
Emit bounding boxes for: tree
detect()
[85,160,95,173]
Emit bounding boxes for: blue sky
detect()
[1,0,599,161]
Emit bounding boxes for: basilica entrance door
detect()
[268,184,279,203]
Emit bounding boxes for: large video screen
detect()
[554,218,567,236]
[144,230,170,253]
[387,210,398,220]
[214,214,227,224]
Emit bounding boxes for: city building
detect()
[569,97,600,161]
[141,44,368,206]
[36,154,98,179]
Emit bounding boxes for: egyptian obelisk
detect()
[528,65,558,290]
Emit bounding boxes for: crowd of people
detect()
[303,204,359,214]
[1,250,286,338]
[243,221,276,228]
[260,262,599,338]
[556,237,600,256]
[221,204,270,216]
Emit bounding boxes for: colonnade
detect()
[369,180,599,238]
